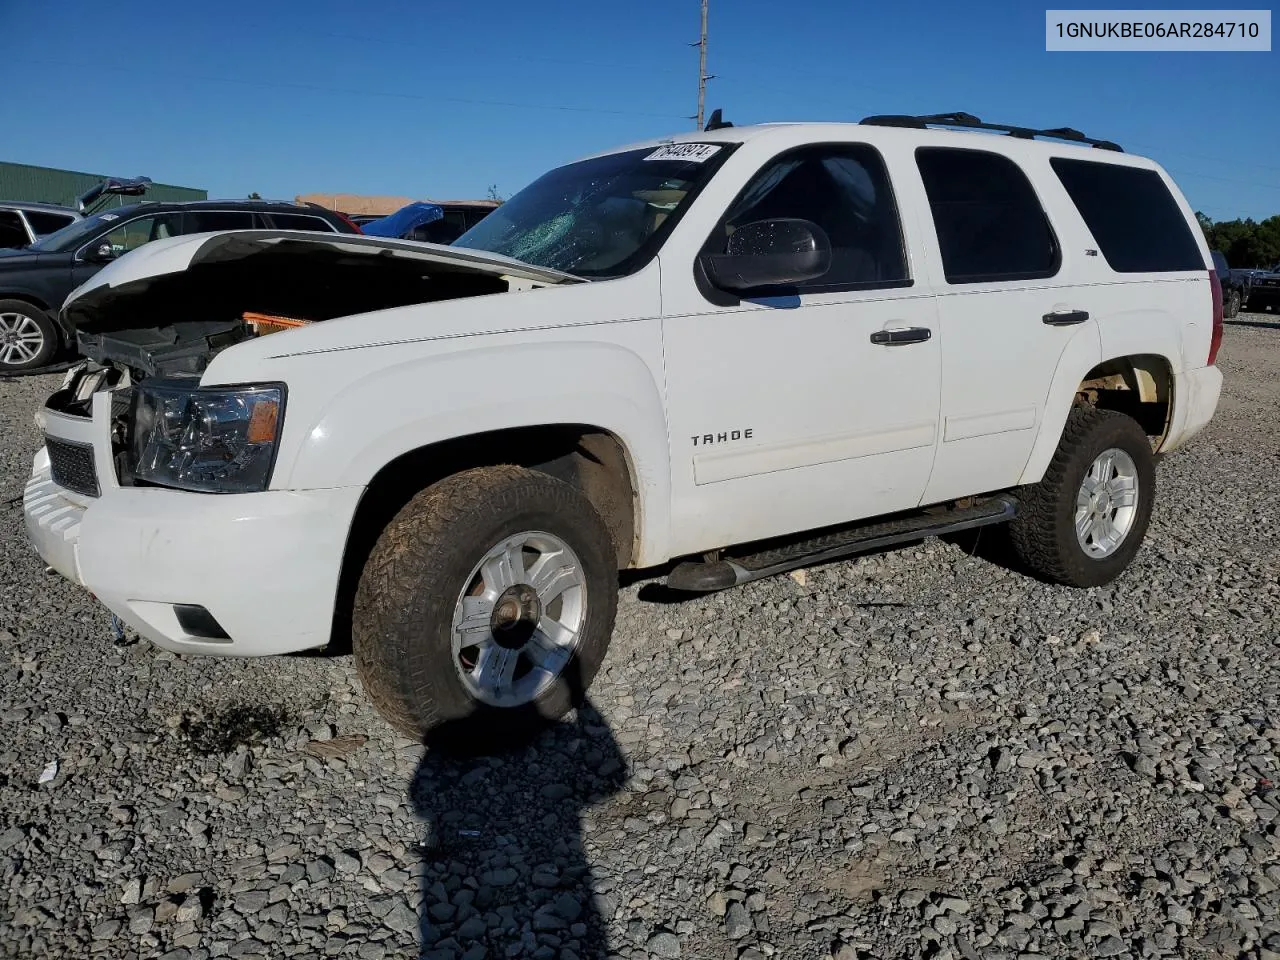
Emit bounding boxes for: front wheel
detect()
[1009,408,1155,588]
[1225,289,1242,319]
[352,465,618,746]
[0,300,57,373]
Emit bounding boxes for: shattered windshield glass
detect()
[453,144,731,278]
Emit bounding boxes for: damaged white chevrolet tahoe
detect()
[24,113,1224,741]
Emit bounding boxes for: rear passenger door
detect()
[914,147,1100,505]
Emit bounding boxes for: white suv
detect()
[24,113,1223,744]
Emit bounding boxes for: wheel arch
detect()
[1019,343,1176,486]
[329,422,643,655]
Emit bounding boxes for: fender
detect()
[0,285,54,311]
[1017,322,1102,486]
[278,338,673,567]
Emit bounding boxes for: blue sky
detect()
[2,0,1276,220]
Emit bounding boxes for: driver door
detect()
[660,141,942,556]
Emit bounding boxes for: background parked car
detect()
[1244,263,1280,312]
[0,199,360,372]
[349,200,497,244]
[1211,249,1250,318]
[0,202,82,250]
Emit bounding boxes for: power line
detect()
[1164,167,1280,192]
[18,58,689,122]
[303,29,690,77]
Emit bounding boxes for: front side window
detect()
[453,144,732,277]
[97,214,179,256]
[916,147,1060,284]
[711,143,910,291]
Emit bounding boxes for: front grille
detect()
[47,437,99,498]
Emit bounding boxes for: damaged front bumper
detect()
[24,382,364,657]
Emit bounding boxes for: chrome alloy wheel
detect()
[451,531,587,707]
[1075,447,1140,558]
[0,311,44,367]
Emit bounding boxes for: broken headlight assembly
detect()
[130,381,285,493]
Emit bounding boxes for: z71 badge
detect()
[691,429,753,446]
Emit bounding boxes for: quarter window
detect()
[916,147,1060,284]
[712,144,910,291]
[269,213,336,232]
[1050,158,1204,273]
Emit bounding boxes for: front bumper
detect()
[23,390,364,657]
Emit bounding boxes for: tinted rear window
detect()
[25,211,76,235]
[916,147,1059,284]
[1050,158,1204,273]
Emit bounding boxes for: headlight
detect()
[131,381,285,493]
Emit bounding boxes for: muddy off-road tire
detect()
[352,465,618,745]
[1009,408,1155,588]
[1225,288,1242,319]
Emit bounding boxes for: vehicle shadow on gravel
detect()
[408,695,628,959]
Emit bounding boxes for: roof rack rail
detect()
[859,112,1123,152]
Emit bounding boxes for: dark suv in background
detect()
[1210,249,1251,319]
[0,199,359,372]
[1245,263,1280,312]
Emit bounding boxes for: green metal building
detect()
[0,161,205,209]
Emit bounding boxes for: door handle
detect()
[1042,309,1090,326]
[870,326,932,346]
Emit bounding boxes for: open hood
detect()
[68,229,581,308]
[64,230,584,380]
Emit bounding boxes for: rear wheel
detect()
[352,465,618,746]
[1225,289,1242,319]
[1009,408,1155,588]
[0,300,56,373]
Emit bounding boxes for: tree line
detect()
[1196,213,1280,269]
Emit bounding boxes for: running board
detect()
[666,495,1018,592]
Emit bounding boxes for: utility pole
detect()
[695,0,710,130]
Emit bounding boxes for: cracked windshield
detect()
[453,146,724,277]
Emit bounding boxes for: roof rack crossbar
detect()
[859,112,1123,152]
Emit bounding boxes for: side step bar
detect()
[666,495,1018,593]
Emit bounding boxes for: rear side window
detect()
[1050,158,1204,273]
[916,147,1059,284]
[183,211,257,233]
[269,213,336,232]
[26,211,76,235]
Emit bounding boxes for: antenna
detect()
[693,0,712,130]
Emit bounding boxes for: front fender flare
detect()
[281,340,673,566]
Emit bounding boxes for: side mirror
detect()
[705,218,831,293]
[83,241,117,263]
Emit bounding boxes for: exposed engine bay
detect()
[41,232,573,490]
[65,235,524,382]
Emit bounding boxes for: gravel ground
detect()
[2,317,1279,960]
